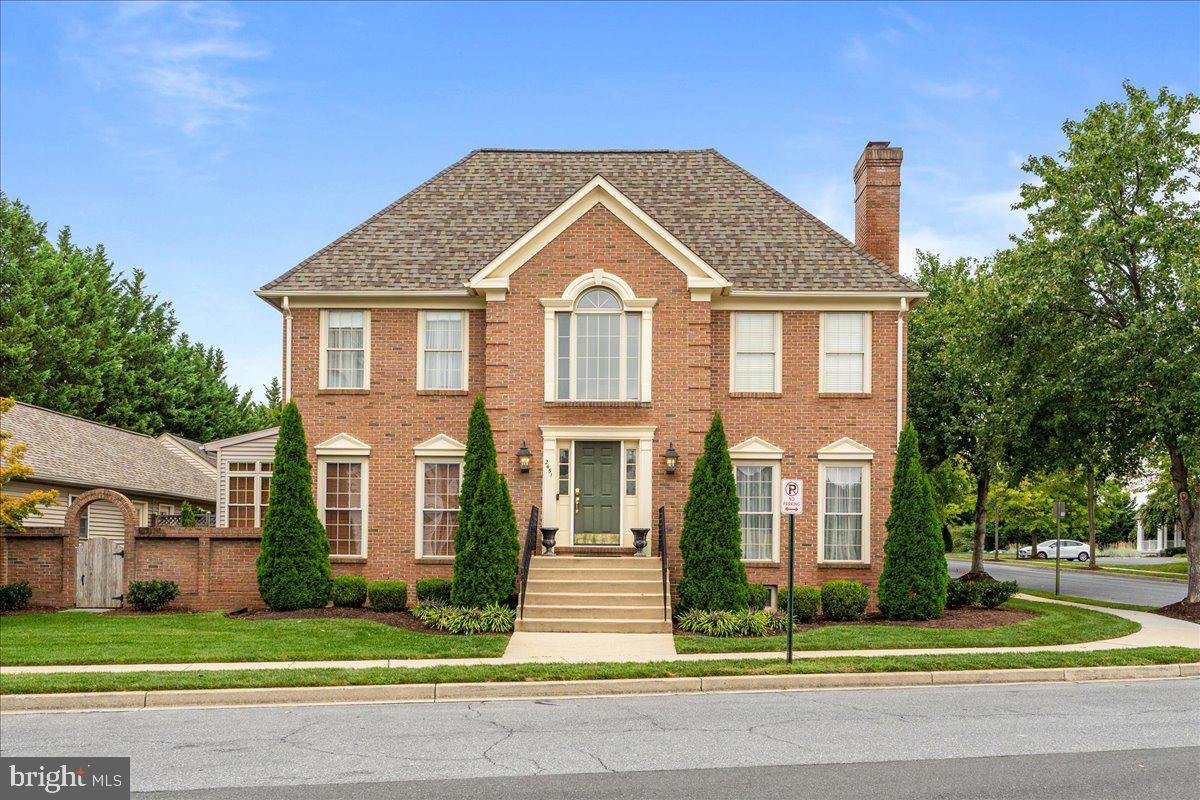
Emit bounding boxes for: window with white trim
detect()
[736,463,775,561]
[324,310,367,389]
[554,288,643,401]
[420,311,466,390]
[226,461,272,527]
[822,312,867,392]
[821,464,865,561]
[731,312,780,392]
[321,460,365,556]
[419,461,460,557]
[625,447,637,496]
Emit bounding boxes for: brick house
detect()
[253,144,923,628]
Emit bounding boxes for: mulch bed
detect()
[1155,600,1200,624]
[674,606,1032,637]
[225,605,456,634]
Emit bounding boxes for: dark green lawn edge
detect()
[1015,589,1157,613]
[673,599,1137,654]
[946,557,1186,582]
[2,647,1194,695]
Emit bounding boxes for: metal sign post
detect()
[780,479,802,664]
[1052,500,1066,596]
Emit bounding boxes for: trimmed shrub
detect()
[416,577,453,604]
[367,581,408,611]
[976,580,1019,609]
[821,581,869,621]
[945,579,979,610]
[877,423,947,620]
[451,398,520,608]
[412,603,515,634]
[678,413,750,611]
[1163,546,1187,557]
[331,575,367,608]
[0,580,33,611]
[778,585,821,623]
[675,608,786,637]
[126,580,179,612]
[179,501,197,528]
[747,583,770,610]
[256,401,331,611]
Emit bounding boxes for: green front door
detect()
[573,441,621,545]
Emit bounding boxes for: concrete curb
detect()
[2,662,1194,714]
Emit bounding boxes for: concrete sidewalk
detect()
[2,596,1197,676]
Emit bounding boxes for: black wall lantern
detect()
[663,442,679,474]
[516,441,532,473]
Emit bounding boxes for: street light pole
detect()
[1052,500,1066,596]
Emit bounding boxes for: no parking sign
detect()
[781,478,802,515]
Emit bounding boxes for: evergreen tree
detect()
[255,401,331,610]
[677,413,750,611]
[877,423,948,620]
[454,396,495,561]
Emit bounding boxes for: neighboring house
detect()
[1131,480,1183,553]
[0,402,216,537]
[202,427,280,528]
[251,144,923,618]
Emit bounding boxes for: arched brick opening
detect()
[64,488,140,607]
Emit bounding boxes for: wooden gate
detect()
[76,538,125,608]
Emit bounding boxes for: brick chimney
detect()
[853,141,903,271]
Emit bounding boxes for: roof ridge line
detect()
[473,148,711,154]
[4,401,159,441]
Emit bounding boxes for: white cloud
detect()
[65,1,267,135]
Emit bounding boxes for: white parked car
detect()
[1017,540,1091,561]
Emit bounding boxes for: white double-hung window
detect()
[731,312,781,392]
[554,287,643,401]
[322,310,369,389]
[419,311,467,390]
[821,312,870,393]
[735,463,776,561]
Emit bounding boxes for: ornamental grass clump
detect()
[675,608,787,637]
[677,413,750,611]
[412,602,515,634]
[877,423,947,620]
[255,402,331,611]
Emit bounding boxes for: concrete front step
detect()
[521,604,665,620]
[526,578,663,593]
[528,567,662,581]
[515,618,673,634]
[524,591,664,607]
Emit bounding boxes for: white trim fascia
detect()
[817,437,876,460]
[315,433,372,456]
[724,289,927,299]
[203,427,280,451]
[416,309,470,391]
[729,436,785,460]
[715,295,914,312]
[413,433,467,457]
[156,433,219,476]
[467,176,729,298]
[539,424,657,441]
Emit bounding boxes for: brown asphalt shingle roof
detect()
[1,403,217,503]
[261,149,921,294]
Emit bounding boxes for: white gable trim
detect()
[468,175,729,300]
[315,433,372,457]
[817,437,875,460]
[203,426,280,451]
[729,436,784,460]
[413,433,467,457]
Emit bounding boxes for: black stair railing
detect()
[518,505,539,620]
[658,506,670,622]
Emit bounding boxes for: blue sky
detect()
[2,1,1197,399]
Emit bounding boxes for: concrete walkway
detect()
[2,596,1197,676]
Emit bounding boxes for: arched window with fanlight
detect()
[554,287,643,401]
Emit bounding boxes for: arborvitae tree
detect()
[677,413,750,611]
[877,423,948,620]
[451,397,518,607]
[255,401,331,610]
[179,501,197,528]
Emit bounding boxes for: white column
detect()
[541,436,558,530]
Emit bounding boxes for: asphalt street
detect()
[3,678,1197,798]
[947,559,1186,607]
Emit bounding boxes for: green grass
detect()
[0,611,509,666]
[1014,589,1157,612]
[2,647,1194,695]
[673,599,1137,654]
[1102,561,1187,576]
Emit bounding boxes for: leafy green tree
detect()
[255,401,331,610]
[179,501,197,528]
[1012,83,1200,601]
[451,397,518,607]
[677,413,750,611]
[878,423,947,619]
[0,195,261,441]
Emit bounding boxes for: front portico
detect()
[539,425,657,551]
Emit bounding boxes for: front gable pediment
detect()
[468,175,729,300]
[729,436,785,459]
[817,437,875,460]
[315,433,372,456]
[413,434,467,457]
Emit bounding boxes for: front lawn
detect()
[1,647,1193,695]
[673,598,1137,654]
[0,611,509,666]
